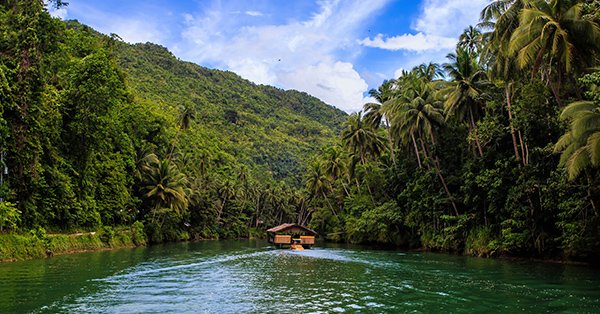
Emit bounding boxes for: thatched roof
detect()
[266,223,318,236]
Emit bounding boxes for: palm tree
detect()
[142,157,189,222]
[294,190,311,226]
[215,179,235,222]
[364,79,398,165]
[415,63,444,82]
[458,26,484,54]
[364,79,396,128]
[442,48,490,157]
[509,0,600,105]
[555,100,600,181]
[389,77,459,215]
[178,102,196,131]
[305,161,337,217]
[341,112,386,165]
[168,102,197,160]
[479,1,530,164]
[135,149,159,181]
[321,146,348,189]
[480,0,525,44]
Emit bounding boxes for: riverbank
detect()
[2,229,596,266]
[0,223,147,262]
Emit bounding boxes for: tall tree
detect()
[141,156,189,223]
[509,0,600,105]
[305,160,336,217]
[340,112,385,166]
[442,48,490,157]
[458,26,485,54]
[389,74,459,215]
[364,79,397,164]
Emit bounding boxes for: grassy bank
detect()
[0,222,147,262]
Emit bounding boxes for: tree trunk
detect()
[586,172,598,215]
[411,133,422,168]
[341,181,350,196]
[427,131,459,216]
[517,130,528,165]
[505,83,522,163]
[419,139,432,171]
[469,107,483,157]
[255,196,261,228]
[548,65,563,107]
[322,191,338,218]
[385,117,396,165]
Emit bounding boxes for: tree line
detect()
[303,0,600,259]
[0,0,345,243]
[1,0,599,261]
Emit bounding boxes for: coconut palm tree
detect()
[321,146,347,182]
[340,112,386,165]
[142,157,189,222]
[363,79,396,128]
[364,79,398,165]
[415,63,444,82]
[509,0,600,105]
[442,48,490,157]
[458,26,484,54]
[479,1,530,164]
[555,100,600,181]
[305,161,337,217]
[389,77,459,215]
[214,179,235,222]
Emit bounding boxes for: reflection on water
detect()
[0,240,599,313]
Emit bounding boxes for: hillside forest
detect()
[1,0,600,261]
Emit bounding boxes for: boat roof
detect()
[266,223,318,235]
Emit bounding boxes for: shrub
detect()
[130,221,147,246]
[0,202,20,232]
[99,226,115,245]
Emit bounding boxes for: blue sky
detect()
[48,0,490,112]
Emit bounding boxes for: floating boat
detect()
[267,223,317,249]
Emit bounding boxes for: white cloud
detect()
[359,0,487,57]
[245,11,264,17]
[109,20,165,44]
[228,58,277,85]
[360,0,489,86]
[359,33,456,52]
[280,61,369,113]
[179,0,391,112]
[414,0,489,37]
[63,3,168,45]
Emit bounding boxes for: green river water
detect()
[0,240,599,313]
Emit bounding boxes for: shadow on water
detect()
[1,240,599,313]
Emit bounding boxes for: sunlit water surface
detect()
[1,240,599,313]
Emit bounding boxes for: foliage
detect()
[304,2,600,261]
[0,202,20,231]
[130,221,146,246]
[0,1,345,245]
[1,0,600,263]
[99,226,115,245]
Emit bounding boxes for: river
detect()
[1,240,599,313]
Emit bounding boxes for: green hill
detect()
[113,40,346,184]
[0,2,346,241]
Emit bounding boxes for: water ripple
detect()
[1,240,599,313]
